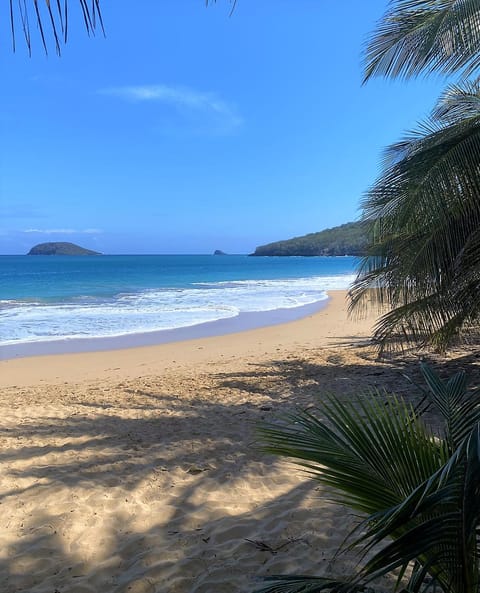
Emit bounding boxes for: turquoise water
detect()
[0,255,358,346]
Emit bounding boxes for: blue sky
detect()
[0,0,448,255]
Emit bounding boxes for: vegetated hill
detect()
[251,221,370,256]
[27,242,101,256]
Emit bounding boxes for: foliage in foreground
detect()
[255,364,480,593]
[350,0,480,352]
[8,1,104,55]
[8,1,235,55]
[350,80,480,352]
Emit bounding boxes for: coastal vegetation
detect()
[350,1,480,352]
[256,2,480,593]
[257,364,480,593]
[27,242,101,256]
[251,222,369,257]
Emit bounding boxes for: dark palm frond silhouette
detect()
[8,1,104,55]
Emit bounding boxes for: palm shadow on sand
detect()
[2,347,480,592]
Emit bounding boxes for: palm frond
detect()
[258,392,447,518]
[364,0,480,81]
[351,423,480,593]
[434,80,480,123]
[252,575,366,593]
[256,366,480,593]
[420,363,480,450]
[9,0,104,55]
[350,81,480,351]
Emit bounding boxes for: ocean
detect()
[0,254,358,356]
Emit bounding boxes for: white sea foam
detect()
[0,274,355,345]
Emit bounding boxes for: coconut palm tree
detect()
[350,0,480,351]
[254,364,480,593]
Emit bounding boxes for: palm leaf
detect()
[350,424,480,593]
[350,81,480,351]
[258,391,447,518]
[364,0,480,81]
[256,366,480,593]
[420,363,480,450]
[252,575,367,593]
[9,0,104,55]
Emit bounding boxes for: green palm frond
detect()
[256,365,480,593]
[360,4,480,351]
[258,392,446,517]
[434,80,480,123]
[420,363,480,450]
[353,423,480,593]
[350,80,480,351]
[253,575,366,593]
[364,0,480,81]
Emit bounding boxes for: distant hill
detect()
[27,242,101,256]
[251,221,370,256]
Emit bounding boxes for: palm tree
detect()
[255,364,480,593]
[350,0,480,352]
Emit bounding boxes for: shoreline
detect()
[0,296,329,361]
[0,290,371,387]
[2,288,383,593]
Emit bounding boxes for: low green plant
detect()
[255,364,480,593]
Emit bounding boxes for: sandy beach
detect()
[1,290,478,593]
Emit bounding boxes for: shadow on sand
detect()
[2,345,480,592]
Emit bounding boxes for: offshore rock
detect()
[27,242,101,256]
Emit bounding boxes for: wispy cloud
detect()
[23,228,102,234]
[99,84,243,133]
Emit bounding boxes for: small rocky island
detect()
[27,242,101,256]
[213,250,227,256]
